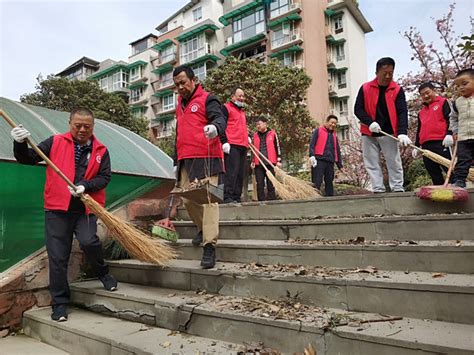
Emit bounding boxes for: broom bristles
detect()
[265,169,297,200]
[81,194,177,266]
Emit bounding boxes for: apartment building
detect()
[56,57,100,81]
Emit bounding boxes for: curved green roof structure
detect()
[0,97,175,272]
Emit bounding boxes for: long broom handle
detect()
[249,142,278,167]
[443,141,458,188]
[0,110,77,189]
[248,144,273,175]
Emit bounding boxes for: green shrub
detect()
[405,159,431,191]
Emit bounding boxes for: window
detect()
[334,16,343,34]
[112,70,128,91]
[130,66,142,82]
[337,71,347,89]
[338,126,349,141]
[162,93,175,111]
[272,22,297,48]
[130,87,144,103]
[100,77,109,92]
[280,52,296,67]
[132,107,145,119]
[338,99,348,116]
[335,43,345,61]
[160,45,176,64]
[132,40,148,55]
[159,25,168,35]
[192,63,206,81]
[232,8,265,42]
[270,0,289,18]
[193,7,202,22]
[181,34,206,64]
[160,70,174,88]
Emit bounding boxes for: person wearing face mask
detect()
[221,87,250,203]
[354,57,411,193]
[309,115,343,196]
[413,82,452,185]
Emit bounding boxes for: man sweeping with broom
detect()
[10,107,117,322]
[173,65,227,269]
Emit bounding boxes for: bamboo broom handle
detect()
[249,144,273,174]
[0,110,77,189]
[379,130,423,151]
[249,142,277,166]
[443,141,457,188]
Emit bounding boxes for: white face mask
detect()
[234,100,244,108]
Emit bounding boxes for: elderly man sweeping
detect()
[11,107,117,322]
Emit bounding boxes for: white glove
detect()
[412,149,419,159]
[309,156,317,168]
[442,135,453,148]
[203,125,218,139]
[222,143,230,154]
[10,124,31,143]
[369,122,381,133]
[68,185,85,197]
[248,136,252,144]
[398,134,412,147]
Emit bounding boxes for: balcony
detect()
[286,59,304,69]
[269,1,302,20]
[159,78,174,90]
[157,52,177,66]
[271,30,302,51]
[181,43,219,65]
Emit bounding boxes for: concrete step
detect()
[0,334,69,355]
[23,307,242,355]
[107,259,474,325]
[173,239,474,274]
[176,190,474,221]
[69,281,474,354]
[173,213,474,241]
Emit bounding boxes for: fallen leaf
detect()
[432,272,444,278]
[161,341,171,348]
[269,305,281,312]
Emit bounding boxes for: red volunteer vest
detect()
[176,85,223,160]
[419,96,448,145]
[361,78,401,136]
[44,132,107,214]
[252,130,278,165]
[224,102,249,148]
[314,127,339,162]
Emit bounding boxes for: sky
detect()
[0,0,472,101]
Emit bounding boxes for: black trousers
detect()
[224,145,247,202]
[421,140,451,185]
[254,164,276,201]
[454,139,474,182]
[45,211,108,305]
[311,159,335,196]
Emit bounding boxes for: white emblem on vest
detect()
[96,154,101,164]
[433,105,439,111]
[191,104,199,113]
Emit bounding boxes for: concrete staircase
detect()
[22,191,474,354]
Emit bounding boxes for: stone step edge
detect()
[172,213,474,226]
[172,239,474,251]
[23,307,242,354]
[70,282,474,354]
[107,259,474,294]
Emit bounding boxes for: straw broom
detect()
[248,144,296,200]
[380,131,474,182]
[1,110,177,266]
[249,143,321,199]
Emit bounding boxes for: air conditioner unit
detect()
[227,36,233,45]
[291,34,298,40]
[290,3,299,10]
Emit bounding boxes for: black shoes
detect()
[192,231,203,247]
[201,244,216,269]
[51,304,68,322]
[453,180,467,189]
[99,274,118,291]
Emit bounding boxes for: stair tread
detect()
[0,334,69,355]
[24,307,241,354]
[108,259,474,292]
[69,281,474,353]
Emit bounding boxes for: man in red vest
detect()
[251,116,282,201]
[309,115,343,196]
[173,65,227,269]
[354,57,411,193]
[221,87,249,203]
[413,82,453,185]
[11,108,117,322]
